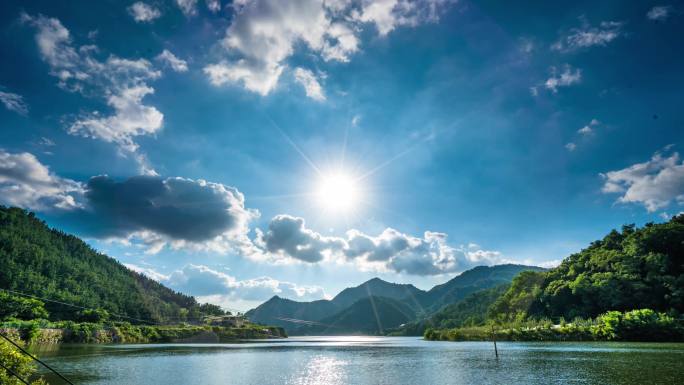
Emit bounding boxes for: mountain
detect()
[422,264,546,311]
[244,296,341,330]
[296,296,417,335]
[489,218,684,321]
[394,284,510,336]
[0,206,223,323]
[330,278,424,309]
[247,264,543,334]
[245,277,422,330]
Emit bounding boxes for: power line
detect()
[0,361,30,385]
[0,332,74,385]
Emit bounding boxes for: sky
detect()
[1,0,683,311]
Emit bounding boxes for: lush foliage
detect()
[0,292,49,321]
[0,339,46,385]
[425,309,684,342]
[0,207,225,324]
[394,285,509,336]
[490,217,684,321]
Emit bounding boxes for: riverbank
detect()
[424,309,684,342]
[1,320,286,344]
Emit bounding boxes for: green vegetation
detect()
[425,217,684,342]
[393,285,509,336]
[247,265,541,335]
[0,206,226,324]
[0,338,46,385]
[425,309,684,342]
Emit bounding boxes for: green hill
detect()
[247,265,542,334]
[296,296,417,335]
[0,206,222,323]
[490,218,684,321]
[395,284,509,336]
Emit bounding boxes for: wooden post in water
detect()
[491,325,499,358]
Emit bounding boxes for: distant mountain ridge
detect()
[246,264,544,334]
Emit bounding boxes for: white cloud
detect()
[68,83,162,153]
[166,264,327,302]
[293,68,325,101]
[601,150,684,212]
[0,149,82,211]
[23,14,163,172]
[206,0,222,13]
[0,90,28,115]
[124,263,170,281]
[578,118,599,136]
[127,2,162,23]
[565,142,576,151]
[544,65,581,93]
[552,19,624,52]
[253,214,505,275]
[176,0,199,16]
[647,6,672,21]
[156,49,189,72]
[204,0,452,96]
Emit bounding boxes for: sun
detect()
[315,172,360,212]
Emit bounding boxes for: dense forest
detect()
[425,216,684,341]
[0,206,224,324]
[489,217,684,321]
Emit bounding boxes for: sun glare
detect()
[316,173,360,212]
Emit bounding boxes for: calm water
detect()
[30,337,684,385]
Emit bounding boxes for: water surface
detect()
[31,336,684,384]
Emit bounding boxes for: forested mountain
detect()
[247,264,542,334]
[244,296,341,330]
[489,217,684,321]
[331,278,424,309]
[396,284,510,336]
[0,206,222,323]
[420,264,545,311]
[297,296,417,335]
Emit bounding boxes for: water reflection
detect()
[32,337,684,385]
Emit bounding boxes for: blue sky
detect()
[1,0,683,311]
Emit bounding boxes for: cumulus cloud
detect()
[544,65,581,93]
[552,19,624,52]
[255,215,345,263]
[254,214,504,275]
[0,89,29,115]
[127,2,162,23]
[565,142,576,152]
[204,0,452,96]
[22,13,163,172]
[176,0,199,16]
[647,6,672,21]
[601,149,684,212]
[166,264,326,301]
[81,175,258,249]
[156,49,189,72]
[293,68,325,101]
[0,150,82,211]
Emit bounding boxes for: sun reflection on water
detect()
[291,355,346,385]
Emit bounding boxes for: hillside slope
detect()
[296,296,417,335]
[0,206,219,323]
[490,218,684,320]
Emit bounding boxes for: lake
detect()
[31,337,684,385]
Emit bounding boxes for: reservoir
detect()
[33,337,684,385]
